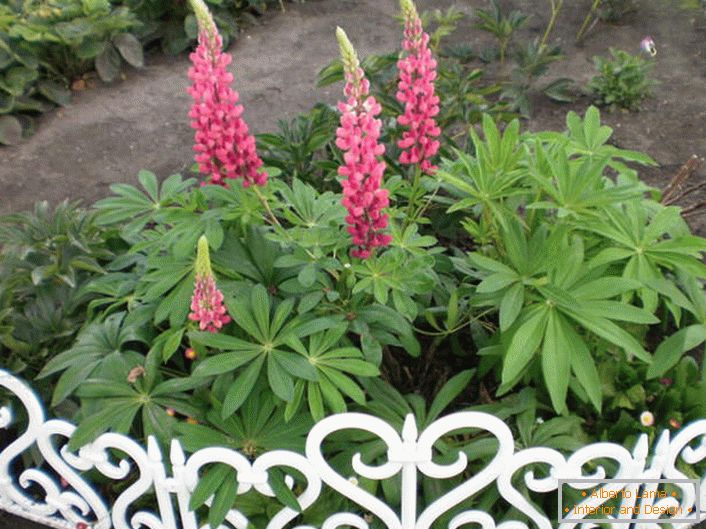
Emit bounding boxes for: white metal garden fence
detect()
[0,369,704,529]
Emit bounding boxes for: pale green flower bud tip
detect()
[336,27,359,73]
[195,234,212,278]
[400,0,418,20]
[189,0,217,36]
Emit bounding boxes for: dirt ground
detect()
[1,0,705,234]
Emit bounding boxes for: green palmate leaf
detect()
[476,272,516,293]
[161,327,185,361]
[189,464,233,510]
[75,379,137,399]
[467,252,515,275]
[152,377,210,396]
[571,277,642,300]
[564,307,650,361]
[502,307,548,386]
[267,355,295,402]
[566,324,602,412]
[189,330,254,351]
[427,369,475,423]
[51,361,99,406]
[578,301,659,324]
[193,350,261,377]
[68,401,140,451]
[222,356,265,417]
[647,325,706,379]
[269,468,302,512]
[318,375,346,413]
[209,471,238,529]
[307,382,325,421]
[285,381,306,421]
[272,351,317,380]
[499,282,524,331]
[319,368,365,404]
[541,311,570,413]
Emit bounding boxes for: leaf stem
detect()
[540,0,563,50]
[404,166,423,229]
[576,0,601,42]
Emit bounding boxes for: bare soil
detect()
[1,0,705,234]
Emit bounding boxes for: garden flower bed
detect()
[1,0,705,528]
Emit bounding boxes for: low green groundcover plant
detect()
[589,47,656,111]
[1,0,705,526]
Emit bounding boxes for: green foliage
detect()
[438,106,704,414]
[0,0,141,140]
[123,0,284,55]
[474,0,527,64]
[589,48,656,111]
[0,201,113,379]
[502,40,573,116]
[0,0,288,141]
[257,104,339,189]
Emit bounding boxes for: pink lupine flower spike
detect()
[396,0,441,175]
[189,235,231,333]
[335,28,392,259]
[187,0,266,187]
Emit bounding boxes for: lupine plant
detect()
[3,0,705,526]
[589,48,656,110]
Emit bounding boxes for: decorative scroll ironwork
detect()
[0,369,704,529]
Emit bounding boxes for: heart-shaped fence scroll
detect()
[306,411,516,529]
[177,444,323,529]
[0,370,111,529]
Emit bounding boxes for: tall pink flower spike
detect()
[335,28,392,260]
[396,0,441,174]
[189,235,231,333]
[187,0,266,187]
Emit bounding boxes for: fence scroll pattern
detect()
[0,369,705,529]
